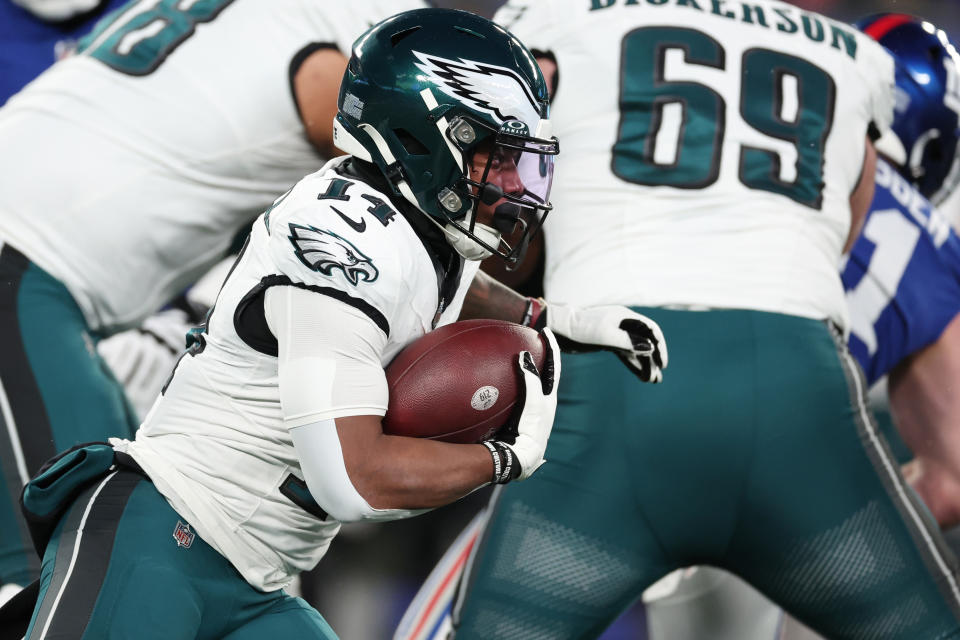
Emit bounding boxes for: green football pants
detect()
[0,244,138,588]
[453,308,960,640]
[25,470,336,639]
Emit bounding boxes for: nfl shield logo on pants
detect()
[173,520,195,549]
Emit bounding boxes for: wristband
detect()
[521,297,546,329]
[482,441,521,484]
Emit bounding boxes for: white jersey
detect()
[496,0,894,328]
[113,158,479,591]
[0,0,425,333]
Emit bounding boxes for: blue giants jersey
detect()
[0,0,126,105]
[842,159,960,385]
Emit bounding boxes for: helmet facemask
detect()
[434,115,558,267]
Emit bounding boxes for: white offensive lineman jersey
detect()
[0,0,424,333]
[113,157,479,592]
[496,0,894,328]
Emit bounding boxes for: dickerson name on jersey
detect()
[589,0,859,60]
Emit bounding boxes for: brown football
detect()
[382,319,546,444]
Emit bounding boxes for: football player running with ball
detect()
[0,0,427,597]
[14,10,573,639]
[403,1,960,639]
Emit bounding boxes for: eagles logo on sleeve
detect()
[288,223,379,286]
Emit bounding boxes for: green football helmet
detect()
[333,8,558,266]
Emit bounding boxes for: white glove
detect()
[544,303,668,383]
[484,328,561,482]
[98,309,191,421]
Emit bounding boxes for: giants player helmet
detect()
[858,14,960,205]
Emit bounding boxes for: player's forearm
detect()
[343,431,493,510]
[888,314,960,479]
[460,270,530,323]
[887,314,960,524]
[846,136,876,253]
[294,417,495,520]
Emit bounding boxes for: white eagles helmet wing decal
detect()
[412,50,540,127]
[288,224,379,286]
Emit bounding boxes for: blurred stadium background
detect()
[4,0,957,638]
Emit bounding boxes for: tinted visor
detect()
[495,130,558,214]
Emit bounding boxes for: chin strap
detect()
[931,149,960,206]
[421,211,501,261]
[442,220,501,261]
